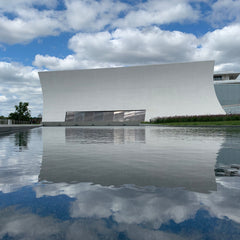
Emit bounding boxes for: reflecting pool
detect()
[1,126,240,239]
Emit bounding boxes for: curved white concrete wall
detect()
[39,61,225,123]
[214,81,240,114]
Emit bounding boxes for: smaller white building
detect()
[214,73,240,81]
[214,73,240,114]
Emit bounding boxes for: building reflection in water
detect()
[216,128,240,167]
[39,126,225,193]
[215,127,240,176]
[65,127,146,144]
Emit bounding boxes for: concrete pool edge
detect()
[0,124,42,135]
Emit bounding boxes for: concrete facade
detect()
[39,61,225,125]
[214,80,240,114]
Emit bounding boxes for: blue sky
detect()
[0,0,240,116]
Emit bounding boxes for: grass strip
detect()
[147,120,240,126]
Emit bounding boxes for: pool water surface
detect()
[1,126,240,240]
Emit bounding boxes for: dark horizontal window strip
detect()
[65,110,145,123]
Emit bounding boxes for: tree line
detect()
[0,102,42,123]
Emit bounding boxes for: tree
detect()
[8,102,31,121]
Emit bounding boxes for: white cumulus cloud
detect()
[33,27,199,70]
[0,61,42,116]
[34,22,240,73]
[0,10,64,44]
[0,0,210,45]
[64,0,127,31]
[114,0,200,28]
[0,95,7,102]
[210,0,240,27]
[194,24,240,72]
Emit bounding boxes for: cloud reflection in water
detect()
[1,126,240,239]
[1,179,240,240]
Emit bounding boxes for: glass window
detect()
[84,112,94,122]
[65,110,146,123]
[113,111,124,122]
[94,112,104,121]
[103,111,114,121]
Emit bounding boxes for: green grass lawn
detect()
[147,120,240,126]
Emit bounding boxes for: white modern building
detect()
[39,61,225,126]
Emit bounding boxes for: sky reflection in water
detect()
[1,126,240,240]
